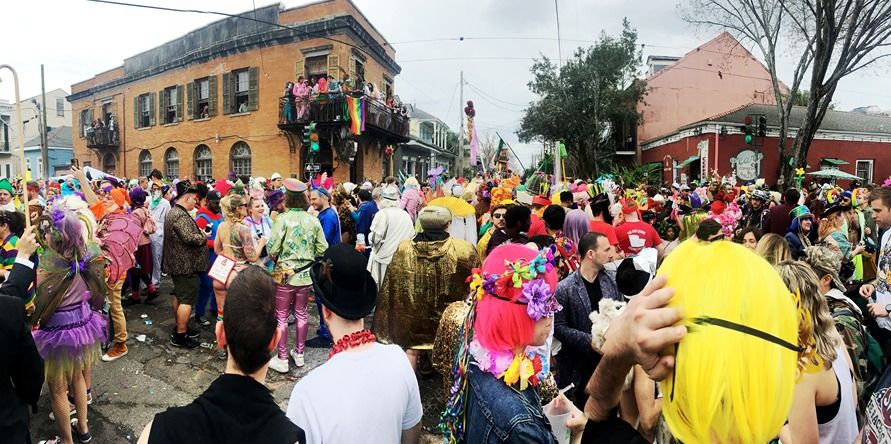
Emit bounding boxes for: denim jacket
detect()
[464,363,557,443]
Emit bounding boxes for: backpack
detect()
[828,299,885,418]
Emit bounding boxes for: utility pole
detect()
[553,0,563,187]
[457,70,464,177]
[40,65,49,179]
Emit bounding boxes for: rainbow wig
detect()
[658,240,799,444]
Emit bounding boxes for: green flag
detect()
[559,142,567,157]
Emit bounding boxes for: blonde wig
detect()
[658,241,799,444]
[220,194,245,223]
[754,233,791,266]
[775,261,837,368]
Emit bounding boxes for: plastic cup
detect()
[543,399,571,444]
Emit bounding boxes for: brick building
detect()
[640,103,891,186]
[68,0,408,183]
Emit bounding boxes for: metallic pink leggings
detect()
[274,283,310,358]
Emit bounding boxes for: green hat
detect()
[789,205,813,219]
[0,178,13,195]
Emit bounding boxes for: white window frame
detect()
[56,97,65,117]
[165,148,179,179]
[236,70,250,93]
[855,160,874,184]
[139,150,153,177]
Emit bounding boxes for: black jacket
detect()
[149,373,305,444]
[0,262,44,444]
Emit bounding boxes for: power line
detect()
[85,0,375,53]
[464,81,528,107]
[465,83,525,113]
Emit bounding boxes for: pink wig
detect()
[473,244,558,352]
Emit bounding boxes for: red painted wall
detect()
[642,133,890,186]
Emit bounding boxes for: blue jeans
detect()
[315,296,331,339]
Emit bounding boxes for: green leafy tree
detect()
[518,19,646,179]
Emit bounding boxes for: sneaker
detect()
[186,327,200,339]
[269,356,289,373]
[37,438,61,444]
[170,333,199,349]
[290,350,305,367]
[101,342,128,362]
[48,403,75,421]
[195,315,212,327]
[70,418,92,443]
[305,336,333,349]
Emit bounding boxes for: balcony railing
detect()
[86,127,119,149]
[278,94,409,140]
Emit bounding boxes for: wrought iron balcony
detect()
[86,127,119,149]
[278,94,409,141]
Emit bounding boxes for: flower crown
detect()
[466,248,562,320]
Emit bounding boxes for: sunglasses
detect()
[492,213,506,219]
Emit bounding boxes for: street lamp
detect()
[0,64,31,228]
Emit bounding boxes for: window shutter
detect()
[158,89,165,124]
[248,67,259,112]
[222,72,231,115]
[295,59,304,82]
[149,92,156,126]
[208,76,218,117]
[187,82,195,120]
[80,109,85,137]
[327,55,340,80]
[133,97,139,128]
[176,85,184,121]
[348,57,356,84]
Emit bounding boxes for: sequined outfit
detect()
[373,236,479,350]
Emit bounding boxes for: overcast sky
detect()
[1,0,889,167]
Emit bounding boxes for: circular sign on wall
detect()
[730,149,764,182]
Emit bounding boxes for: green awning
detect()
[821,158,849,166]
[674,155,700,169]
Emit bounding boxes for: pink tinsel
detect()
[705,201,742,238]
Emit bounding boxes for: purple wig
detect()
[129,187,147,208]
[47,202,86,260]
[563,209,591,248]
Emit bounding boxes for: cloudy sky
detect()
[1,0,889,167]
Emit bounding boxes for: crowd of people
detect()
[281,73,407,124]
[1,164,890,444]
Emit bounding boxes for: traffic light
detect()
[742,115,754,145]
[757,115,767,137]
[308,122,319,153]
[302,125,311,148]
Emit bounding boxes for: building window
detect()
[103,153,116,175]
[197,78,210,117]
[856,160,874,184]
[56,97,65,117]
[165,147,179,179]
[79,109,93,137]
[306,56,328,81]
[383,77,393,99]
[223,68,257,114]
[355,59,365,84]
[136,93,154,128]
[139,150,153,177]
[230,142,251,178]
[163,86,178,124]
[194,144,212,182]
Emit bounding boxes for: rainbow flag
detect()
[345,96,365,136]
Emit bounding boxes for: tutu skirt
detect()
[32,301,107,383]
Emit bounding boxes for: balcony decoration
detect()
[345,95,366,136]
[384,145,393,157]
[464,101,479,166]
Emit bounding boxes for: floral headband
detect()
[467,249,562,320]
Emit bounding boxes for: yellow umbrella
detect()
[427,196,476,217]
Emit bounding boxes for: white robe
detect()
[149,198,171,286]
[367,206,416,289]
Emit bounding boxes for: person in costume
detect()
[0,211,25,281]
[0,178,16,212]
[194,190,223,326]
[820,202,865,266]
[440,243,581,443]
[213,195,264,327]
[476,204,508,260]
[244,195,274,270]
[123,187,158,306]
[148,182,171,291]
[331,188,356,245]
[373,205,479,370]
[366,186,415,289]
[287,244,422,443]
[31,199,109,444]
[400,176,423,223]
[267,179,328,373]
[785,205,815,260]
[775,261,858,443]
[353,188,378,256]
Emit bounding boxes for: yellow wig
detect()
[658,241,799,444]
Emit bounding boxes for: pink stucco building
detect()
[637,32,787,159]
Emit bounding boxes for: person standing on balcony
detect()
[283,82,295,123]
[293,77,309,120]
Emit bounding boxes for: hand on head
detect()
[600,275,685,381]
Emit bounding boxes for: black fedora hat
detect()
[822,203,851,218]
[310,244,377,320]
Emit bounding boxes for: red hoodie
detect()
[194,206,223,248]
